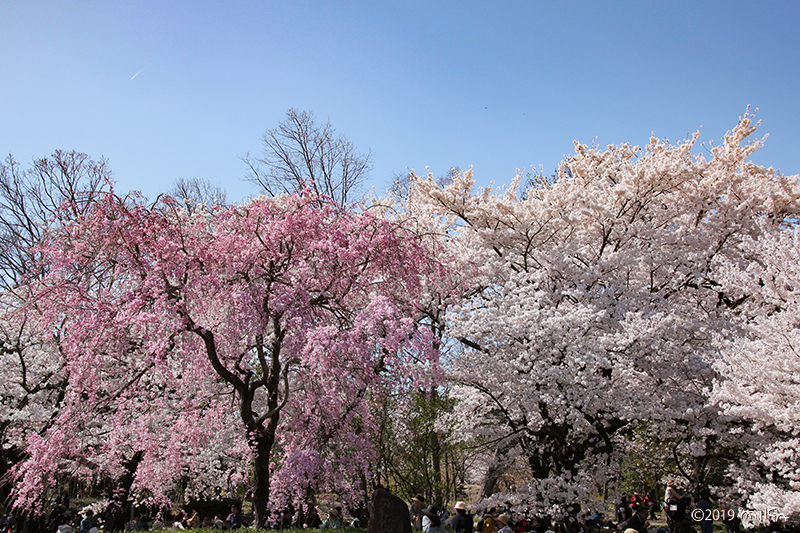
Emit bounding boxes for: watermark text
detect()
[690,507,787,524]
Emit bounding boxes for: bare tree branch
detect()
[243,108,372,206]
[0,150,112,288]
[168,176,227,213]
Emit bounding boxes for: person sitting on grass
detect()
[496,514,513,533]
[422,505,445,533]
[621,507,650,533]
[321,506,343,529]
[78,510,97,533]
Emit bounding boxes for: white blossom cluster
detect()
[398,112,800,520]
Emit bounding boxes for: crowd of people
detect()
[407,483,797,533]
[411,495,475,533]
[39,500,247,532]
[4,481,795,532]
[26,492,371,532]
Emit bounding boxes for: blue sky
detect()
[2,1,799,203]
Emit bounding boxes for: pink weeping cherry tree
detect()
[11,191,446,528]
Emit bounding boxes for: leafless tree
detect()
[0,150,112,288]
[168,176,227,213]
[242,108,372,206]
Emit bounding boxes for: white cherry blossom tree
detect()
[402,112,800,516]
[714,224,800,520]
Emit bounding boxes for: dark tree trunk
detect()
[429,389,443,507]
[103,451,144,533]
[0,439,21,515]
[252,436,274,530]
[248,375,281,530]
[16,512,46,533]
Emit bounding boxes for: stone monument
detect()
[367,488,412,533]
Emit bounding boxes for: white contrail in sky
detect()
[130,69,143,80]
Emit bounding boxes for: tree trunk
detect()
[481,437,519,498]
[104,451,144,533]
[249,404,280,530]
[16,512,46,533]
[252,436,273,530]
[429,389,443,507]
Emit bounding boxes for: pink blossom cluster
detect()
[6,192,446,526]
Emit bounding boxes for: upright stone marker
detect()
[368,488,412,533]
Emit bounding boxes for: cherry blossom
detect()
[11,192,444,527]
[714,223,800,520]
[402,111,800,516]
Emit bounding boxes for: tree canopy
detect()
[3,112,800,527]
[390,112,800,518]
[7,191,445,528]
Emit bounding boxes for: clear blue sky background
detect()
[2,1,798,203]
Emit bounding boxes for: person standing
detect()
[228,504,243,530]
[665,482,682,503]
[697,489,713,533]
[630,493,645,510]
[451,502,473,533]
[646,492,658,520]
[616,495,632,525]
[410,495,426,531]
[664,482,686,533]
